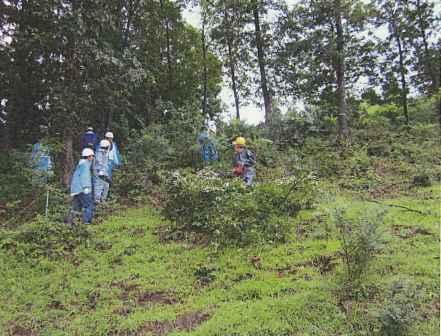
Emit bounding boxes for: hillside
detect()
[1,183,438,336]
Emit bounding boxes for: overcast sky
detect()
[183,1,441,125]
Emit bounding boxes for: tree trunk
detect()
[335,0,349,140]
[201,11,208,117]
[159,0,172,95]
[253,4,272,125]
[224,3,240,120]
[227,39,241,120]
[62,130,74,187]
[395,31,409,125]
[438,50,441,126]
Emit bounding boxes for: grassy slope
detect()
[0,185,439,336]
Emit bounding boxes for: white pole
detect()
[45,187,49,217]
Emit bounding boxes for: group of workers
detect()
[65,127,122,224]
[197,130,256,187]
[31,125,255,225]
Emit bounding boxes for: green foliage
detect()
[0,150,33,224]
[163,169,317,246]
[112,108,205,203]
[194,265,217,286]
[0,217,90,259]
[300,138,343,178]
[379,279,422,336]
[333,208,385,296]
[412,174,432,187]
[359,102,401,128]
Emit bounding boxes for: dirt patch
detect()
[87,290,100,310]
[113,306,133,316]
[47,300,65,310]
[391,225,432,239]
[433,296,440,313]
[138,311,211,336]
[233,272,253,282]
[130,228,146,237]
[137,291,179,306]
[419,296,440,320]
[9,325,38,336]
[368,183,403,199]
[111,280,140,301]
[94,240,113,251]
[249,255,262,269]
[274,254,337,277]
[112,281,178,306]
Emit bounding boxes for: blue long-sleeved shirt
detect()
[70,159,92,196]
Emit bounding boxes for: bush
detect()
[333,208,385,297]
[0,150,34,225]
[367,143,391,157]
[162,168,318,246]
[379,279,421,336]
[0,217,91,259]
[412,174,431,187]
[301,138,343,178]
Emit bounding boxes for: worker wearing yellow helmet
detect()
[232,136,256,186]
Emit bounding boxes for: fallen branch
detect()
[364,199,426,215]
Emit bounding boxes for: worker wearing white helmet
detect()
[103,131,122,180]
[65,147,95,225]
[93,139,112,203]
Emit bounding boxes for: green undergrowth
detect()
[0,185,439,335]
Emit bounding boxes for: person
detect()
[232,136,256,186]
[30,134,54,215]
[65,148,95,225]
[197,129,219,165]
[30,138,53,186]
[81,127,97,149]
[103,131,122,180]
[93,139,111,203]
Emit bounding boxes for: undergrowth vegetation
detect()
[162,169,317,245]
[0,103,439,335]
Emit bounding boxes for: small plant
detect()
[379,279,421,336]
[412,174,431,187]
[194,265,217,286]
[333,208,385,297]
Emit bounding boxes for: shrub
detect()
[333,208,385,297]
[412,174,431,187]
[367,143,391,157]
[162,169,318,246]
[0,217,91,259]
[379,279,421,336]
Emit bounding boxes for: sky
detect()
[183,1,441,125]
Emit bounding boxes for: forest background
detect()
[0,0,440,335]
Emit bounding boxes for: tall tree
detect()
[1,0,222,181]
[374,0,413,125]
[274,0,375,137]
[250,0,273,125]
[335,0,349,139]
[405,0,439,95]
[207,0,252,120]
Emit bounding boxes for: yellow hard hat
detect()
[233,136,246,146]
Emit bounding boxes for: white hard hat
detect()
[105,131,114,139]
[82,148,94,157]
[100,139,110,148]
